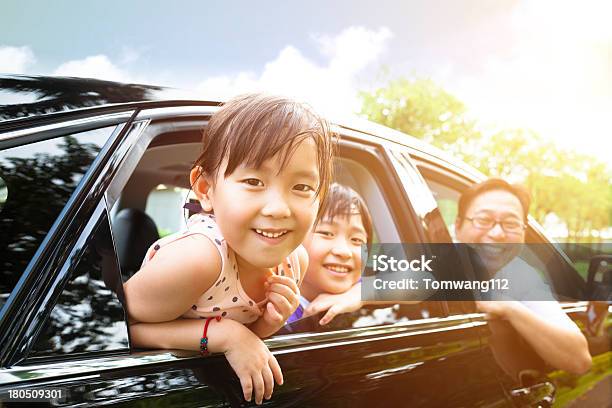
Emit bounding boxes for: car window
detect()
[333,156,392,244]
[111,131,446,338]
[386,149,453,244]
[145,184,191,237]
[0,127,114,309]
[424,177,461,240]
[29,208,128,357]
[414,161,585,301]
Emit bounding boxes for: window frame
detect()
[24,198,130,363]
[411,154,587,301]
[0,112,134,367]
[100,109,456,346]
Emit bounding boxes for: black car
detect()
[0,75,609,407]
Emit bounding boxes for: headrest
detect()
[113,208,160,278]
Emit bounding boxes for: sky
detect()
[1,0,611,162]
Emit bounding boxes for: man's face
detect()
[455,189,526,273]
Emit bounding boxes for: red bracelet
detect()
[200,316,221,356]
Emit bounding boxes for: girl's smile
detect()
[252,228,291,243]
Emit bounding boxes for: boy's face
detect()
[301,212,367,299]
[193,138,320,271]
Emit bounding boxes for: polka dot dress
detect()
[141,212,302,324]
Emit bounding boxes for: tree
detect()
[359,77,611,241]
[359,77,481,162]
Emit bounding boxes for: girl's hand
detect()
[223,321,283,405]
[128,318,282,404]
[304,286,362,325]
[263,275,300,326]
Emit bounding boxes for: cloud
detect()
[0,45,36,73]
[40,26,391,118]
[313,26,392,73]
[53,55,132,82]
[195,26,393,117]
[195,71,260,99]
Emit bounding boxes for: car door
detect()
[409,153,611,407]
[87,108,511,407]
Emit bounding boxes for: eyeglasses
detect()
[464,216,526,234]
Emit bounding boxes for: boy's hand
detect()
[263,275,300,326]
[223,321,283,405]
[304,282,362,325]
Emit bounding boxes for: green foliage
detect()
[359,77,611,241]
[359,78,481,163]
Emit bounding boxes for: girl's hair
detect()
[319,183,373,244]
[193,93,336,216]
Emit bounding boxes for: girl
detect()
[123,94,335,405]
[289,183,373,325]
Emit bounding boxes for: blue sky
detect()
[2,0,611,161]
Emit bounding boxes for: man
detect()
[455,178,591,374]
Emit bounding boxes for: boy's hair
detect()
[319,183,373,244]
[193,93,336,214]
[457,178,531,223]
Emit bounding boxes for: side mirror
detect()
[586,255,612,301]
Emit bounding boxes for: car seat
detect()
[112,208,160,278]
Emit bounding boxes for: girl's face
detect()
[301,212,367,299]
[194,138,320,271]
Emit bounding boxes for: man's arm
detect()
[477,300,592,374]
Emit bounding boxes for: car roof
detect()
[0,74,213,121]
[0,74,484,180]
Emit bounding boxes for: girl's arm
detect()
[130,318,283,404]
[123,234,221,323]
[130,315,236,351]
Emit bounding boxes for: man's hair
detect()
[193,93,336,215]
[457,178,531,222]
[318,183,373,244]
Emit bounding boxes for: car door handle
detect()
[509,381,555,407]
